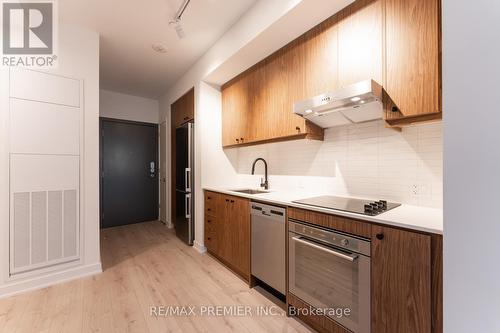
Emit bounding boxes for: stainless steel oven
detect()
[288,219,371,333]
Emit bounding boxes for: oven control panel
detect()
[288,219,371,257]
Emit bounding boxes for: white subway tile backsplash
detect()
[230,120,443,208]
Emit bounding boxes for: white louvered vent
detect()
[63,190,78,258]
[11,190,79,274]
[31,191,47,265]
[48,190,63,261]
[13,192,30,269]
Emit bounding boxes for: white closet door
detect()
[9,69,82,275]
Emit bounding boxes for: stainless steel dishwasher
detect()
[250,202,286,294]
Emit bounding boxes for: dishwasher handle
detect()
[250,203,285,220]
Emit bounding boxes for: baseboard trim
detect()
[193,240,207,254]
[0,262,102,299]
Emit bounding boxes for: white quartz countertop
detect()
[203,187,443,234]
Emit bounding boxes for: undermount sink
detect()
[230,189,269,195]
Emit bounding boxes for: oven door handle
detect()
[292,236,358,262]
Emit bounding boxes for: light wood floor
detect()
[0,221,312,333]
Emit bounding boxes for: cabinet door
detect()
[246,64,267,143]
[216,194,232,263]
[221,78,249,146]
[338,0,382,88]
[228,196,250,277]
[171,88,194,128]
[208,194,249,279]
[257,42,306,141]
[304,20,339,97]
[371,226,432,333]
[171,102,181,128]
[281,39,308,137]
[384,0,440,119]
[204,215,218,254]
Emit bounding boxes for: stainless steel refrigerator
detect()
[175,122,194,245]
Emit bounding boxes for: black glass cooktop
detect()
[292,196,401,216]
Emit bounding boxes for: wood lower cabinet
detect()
[204,191,250,281]
[371,225,433,333]
[204,215,218,254]
[204,193,442,332]
[204,191,222,256]
[287,207,442,333]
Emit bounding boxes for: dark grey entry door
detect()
[100,118,158,228]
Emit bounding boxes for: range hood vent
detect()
[293,80,383,128]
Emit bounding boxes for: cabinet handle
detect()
[207,237,211,241]
[225,199,229,202]
[376,233,384,240]
[236,138,239,143]
[240,137,244,142]
[230,200,234,203]
[296,126,301,132]
[184,116,189,120]
[391,106,399,113]
[207,208,211,211]
[207,196,211,200]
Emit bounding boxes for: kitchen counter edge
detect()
[203,187,443,235]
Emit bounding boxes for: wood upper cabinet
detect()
[204,191,250,280]
[259,41,305,141]
[171,88,194,128]
[303,21,339,98]
[338,0,383,88]
[221,36,325,148]
[221,78,249,146]
[384,0,441,124]
[221,0,442,145]
[371,225,432,333]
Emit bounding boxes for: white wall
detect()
[0,23,101,298]
[231,121,443,208]
[100,89,159,124]
[443,1,500,332]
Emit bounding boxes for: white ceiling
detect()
[60,0,257,99]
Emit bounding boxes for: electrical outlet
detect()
[411,184,430,196]
[411,184,418,195]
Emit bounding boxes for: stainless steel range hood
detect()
[293,80,383,128]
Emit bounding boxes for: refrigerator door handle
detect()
[185,193,191,219]
[185,168,191,192]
